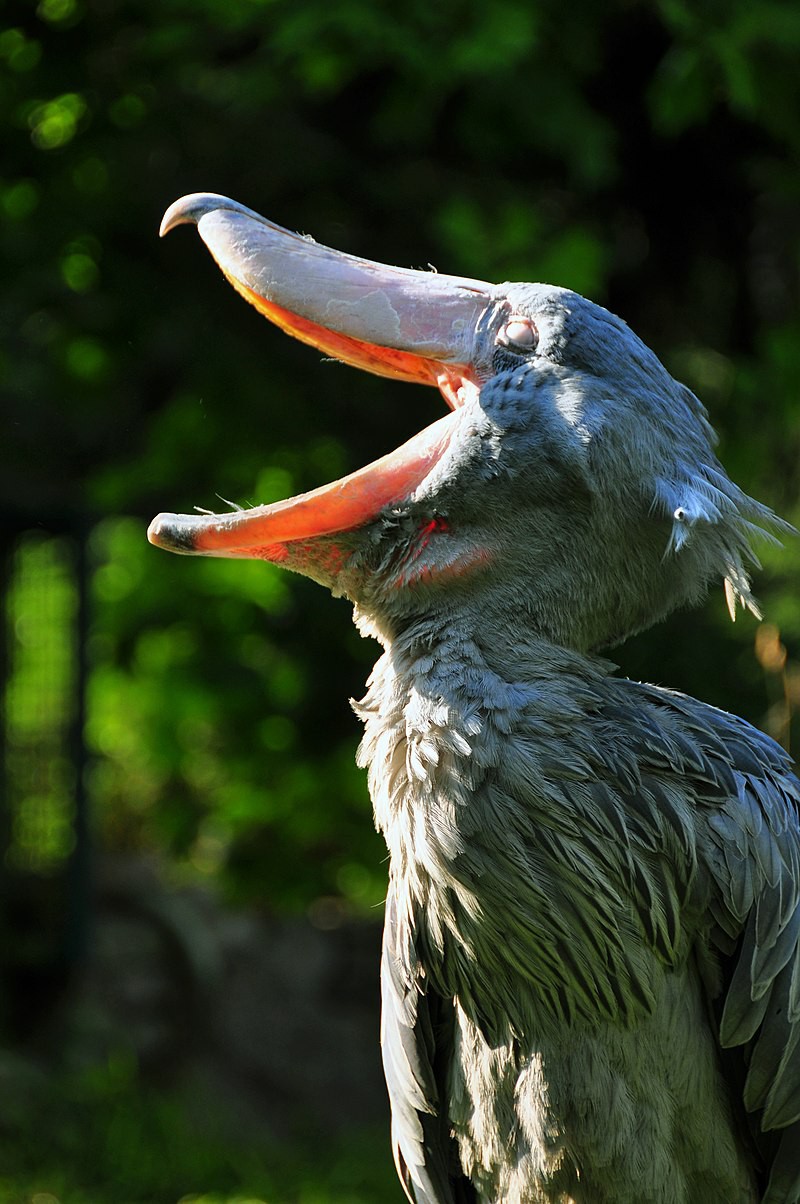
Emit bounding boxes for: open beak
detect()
[147,193,506,562]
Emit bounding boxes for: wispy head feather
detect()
[654,461,789,622]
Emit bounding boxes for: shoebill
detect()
[148,193,800,1204]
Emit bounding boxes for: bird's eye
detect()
[497,316,538,353]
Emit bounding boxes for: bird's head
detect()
[149,194,782,651]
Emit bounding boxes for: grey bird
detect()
[149,193,800,1204]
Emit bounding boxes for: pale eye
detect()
[497,316,538,353]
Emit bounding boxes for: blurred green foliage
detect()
[5,535,77,874]
[2,0,800,910]
[0,1052,397,1204]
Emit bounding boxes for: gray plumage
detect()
[360,627,800,1204]
[151,198,800,1204]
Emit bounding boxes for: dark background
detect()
[2,1,800,1200]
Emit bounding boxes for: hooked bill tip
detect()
[159,192,218,238]
[147,513,200,554]
[159,192,270,238]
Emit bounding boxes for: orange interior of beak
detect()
[148,406,459,559]
[226,279,477,409]
[149,256,485,562]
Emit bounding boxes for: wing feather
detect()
[673,699,800,1199]
[381,883,473,1204]
[631,682,800,1201]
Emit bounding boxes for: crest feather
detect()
[654,465,789,622]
